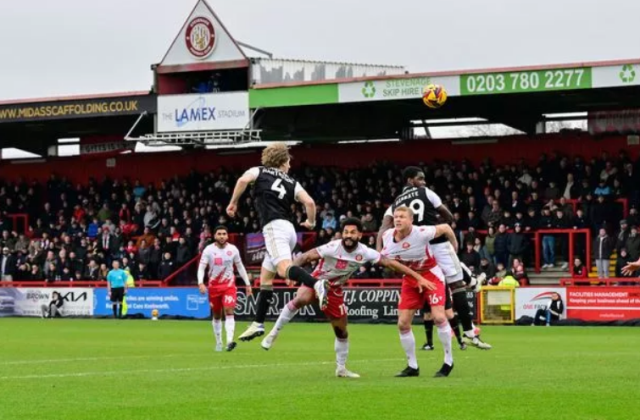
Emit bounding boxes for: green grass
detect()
[1,319,639,420]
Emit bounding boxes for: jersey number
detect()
[409,199,425,222]
[271,179,287,199]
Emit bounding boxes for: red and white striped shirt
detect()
[381,226,439,273]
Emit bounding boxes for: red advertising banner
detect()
[567,287,640,321]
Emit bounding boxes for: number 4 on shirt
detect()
[271,179,286,199]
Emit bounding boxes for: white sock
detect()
[335,338,349,370]
[273,302,299,334]
[436,321,454,366]
[212,318,222,345]
[399,329,418,369]
[224,315,235,344]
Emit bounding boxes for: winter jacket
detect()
[508,232,528,256]
[592,235,615,260]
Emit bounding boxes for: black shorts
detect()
[110,287,125,303]
[422,287,452,313]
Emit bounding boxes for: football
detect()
[422,84,447,109]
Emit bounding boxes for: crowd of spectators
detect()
[0,149,638,283]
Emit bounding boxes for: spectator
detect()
[478,257,496,281]
[40,291,64,318]
[99,263,109,280]
[361,213,377,233]
[322,212,337,231]
[84,259,100,280]
[615,249,635,284]
[594,180,612,197]
[30,264,43,280]
[97,203,112,222]
[616,219,630,253]
[625,226,640,262]
[511,257,528,286]
[473,237,491,262]
[507,224,528,267]
[532,293,564,326]
[572,257,588,278]
[544,181,561,200]
[484,226,497,262]
[460,242,480,273]
[593,228,614,279]
[540,208,555,269]
[158,252,175,280]
[494,224,510,267]
[0,247,16,281]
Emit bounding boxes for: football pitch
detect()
[1,319,639,420]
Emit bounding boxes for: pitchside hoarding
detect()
[0,288,93,317]
[514,287,567,320]
[94,288,210,318]
[566,287,640,321]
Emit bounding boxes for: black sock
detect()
[423,320,434,345]
[287,266,317,288]
[112,304,117,318]
[255,289,273,324]
[452,291,474,332]
[118,304,123,319]
[449,316,463,345]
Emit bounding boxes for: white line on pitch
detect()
[0,353,199,366]
[0,359,402,380]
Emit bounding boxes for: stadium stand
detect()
[0,147,636,285]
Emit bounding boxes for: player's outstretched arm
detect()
[293,249,322,267]
[436,205,454,224]
[233,253,253,296]
[296,189,317,230]
[622,258,640,276]
[378,256,437,292]
[197,251,209,294]
[376,214,393,251]
[434,223,458,251]
[227,170,258,218]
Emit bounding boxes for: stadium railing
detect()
[559,278,640,286]
[462,228,591,274]
[565,198,628,217]
[4,213,29,235]
[0,280,163,288]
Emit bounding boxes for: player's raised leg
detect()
[261,286,315,350]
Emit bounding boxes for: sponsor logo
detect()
[185,16,216,59]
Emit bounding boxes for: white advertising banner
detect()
[0,288,93,317]
[514,287,567,320]
[592,63,640,88]
[338,75,460,103]
[157,92,249,132]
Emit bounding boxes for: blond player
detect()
[198,226,252,352]
[260,218,437,378]
[381,206,458,378]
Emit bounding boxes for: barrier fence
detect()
[463,228,592,274]
[1,283,638,323]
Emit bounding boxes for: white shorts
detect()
[261,219,297,272]
[430,241,463,284]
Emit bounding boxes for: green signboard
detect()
[460,68,592,96]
